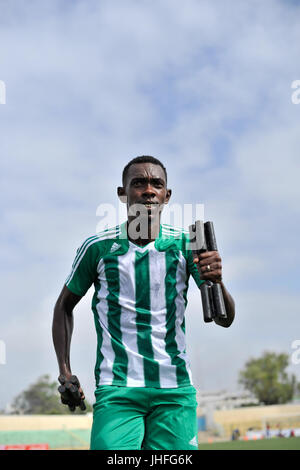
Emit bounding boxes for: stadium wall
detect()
[1,404,300,447]
[213,404,300,438]
[0,415,93,449]
[0,414,92,431]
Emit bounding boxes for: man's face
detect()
[118,162,171,221]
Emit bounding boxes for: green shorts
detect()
[90,385,198,450]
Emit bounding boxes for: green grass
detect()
[198,436,300,450]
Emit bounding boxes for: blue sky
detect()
[1,0,300,409]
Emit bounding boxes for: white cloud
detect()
[234,125,300,212]
[186,287,300,391]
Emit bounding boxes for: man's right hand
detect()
[58,374,86,412]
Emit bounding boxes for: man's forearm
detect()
[52,302,74,377]
[213,282,235,328]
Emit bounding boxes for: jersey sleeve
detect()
[186,248,205,288]
[181,232,204,288]
[65,238,99,297]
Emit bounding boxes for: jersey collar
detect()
[120,220,162,250]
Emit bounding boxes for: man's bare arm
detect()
[52,285,82,378]
[193,251,235,328]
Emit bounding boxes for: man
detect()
[52,155,235,450]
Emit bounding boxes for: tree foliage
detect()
[11,374,92,414]
[239,351,297,405]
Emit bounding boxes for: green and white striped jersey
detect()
[65,221,204,389]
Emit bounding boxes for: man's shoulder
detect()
[78,224,125,254]
[159,224,194,259]
[96,224,124,240]
[160,223,190,240]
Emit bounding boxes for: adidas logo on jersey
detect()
[189,436,198,447]
[110,242,121,253]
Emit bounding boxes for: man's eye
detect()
[132,180,163,187]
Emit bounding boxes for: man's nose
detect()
[142,183,155,195]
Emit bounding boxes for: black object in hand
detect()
[58,375,86,412]
[189,220,227,323]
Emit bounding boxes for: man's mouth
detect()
[142,202,159,209]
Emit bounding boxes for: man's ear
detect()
[164,188,172,204]
[117,187,127,203]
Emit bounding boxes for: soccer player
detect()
[52,156,235,450]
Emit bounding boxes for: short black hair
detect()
[122,155,167,186]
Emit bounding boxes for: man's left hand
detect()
[193,251,222,283]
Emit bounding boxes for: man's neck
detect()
[126,217,161,247]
